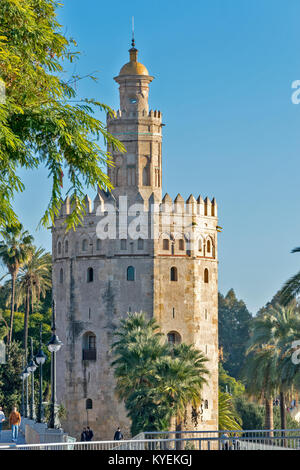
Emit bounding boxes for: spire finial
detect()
[131,16,135,47]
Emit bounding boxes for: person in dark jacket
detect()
[114,427,123,441]
[80,427,87,441]
[86,426,94,441]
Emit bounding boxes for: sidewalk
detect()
[0,429,26,447]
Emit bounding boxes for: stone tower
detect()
[53,40,219,441]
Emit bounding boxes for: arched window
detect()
[179,239,184,251]
[206,239,211,253]
[87,267,94,283]
[127,266,135,281]
[82,239,88,251]
[204,400,208,409]
[86,399,93,410]
[96,239,101,251]
[204,268,209,284]
[138,238,144,250]
[198,239,202,252]
[170,267,178,282]
[64,240,68,254]
[167,331,181,346]
[59,268,63,284]
[163,239,169,250]
[57,242,61,255]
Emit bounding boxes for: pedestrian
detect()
[0,407,5,437]
[9,406,21,442]
[80,427,87,441]
[86,426,94,441]
[114,426,123,441]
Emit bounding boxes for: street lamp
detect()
[19,359,25,417]
[47,300,63,428]
[35,323,46,423]
[27,337,37,420]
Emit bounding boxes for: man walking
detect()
[114,427,123,441]
[80,427,87,442]
[9,406,21,442]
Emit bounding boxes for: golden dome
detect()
[119,61,149,76]
[119,44,149,76]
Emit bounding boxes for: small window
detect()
[82,239,88,251]
[179,239,184,251]
[207,240,211,253]
[137,238,144,250]
[58,242,61,255]
[65,240,68,254]
[204,268,209,284]
[86,399,93,410]
[127,266,135,281]
[59,268,63,284]
[198,239,202,252]
[96,239,101,251]
[163,239,169,250]
[170,267,178,282]
[204,400,208,409]
[121,239,127,250]
[167,331,181,346]
[87,267,94,283]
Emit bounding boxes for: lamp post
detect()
[22,358,30,418]
[27,337,37,420]
[47,300,63,429]
[35,323,46,423]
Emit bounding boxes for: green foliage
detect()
[234,396,264,430]
[112,312,209,436]
[218,391,242,431]
[0,0,125,230]
[219,364,245,397]
[0,341,23,415]
[218,289,252,378]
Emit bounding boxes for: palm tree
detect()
[111,312,210,436]
[246,304,300,431]
[15,246,51,358]
[0,224,33,345]
[244,346,278,432]
[280,247,300,305]
[218,391,242,431]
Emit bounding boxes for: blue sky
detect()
[13,0,300,314]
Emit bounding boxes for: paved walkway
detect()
[0,429,26,447]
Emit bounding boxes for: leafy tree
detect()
[234,396,264,430]
[0,224,33,345]
[0,341,23,415]
[218,289,252,378]
[0,0,124,230]
[219,363,245,397]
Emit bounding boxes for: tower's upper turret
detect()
[114,39,153,115]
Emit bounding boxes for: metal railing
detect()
[1,429,300,451]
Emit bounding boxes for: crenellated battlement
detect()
[159,193,217,218]
[55,190,217,227]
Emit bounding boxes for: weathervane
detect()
[131,16,135,47]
